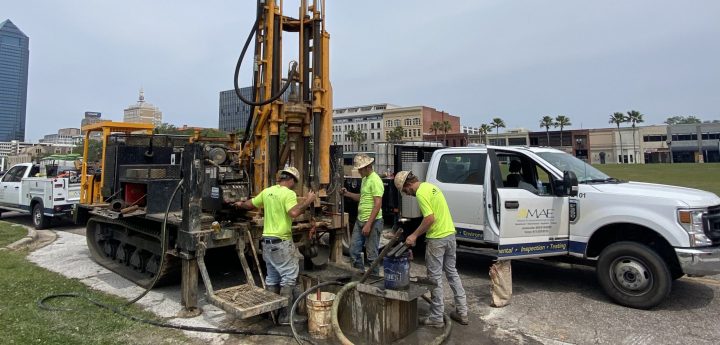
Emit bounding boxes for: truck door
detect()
[0,165,27,206]
[432,152,486,242]
[483,149,570,259]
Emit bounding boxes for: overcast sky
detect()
[5,0,720,141]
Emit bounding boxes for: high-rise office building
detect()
[0,20,29,142]
[219,86,290,134]
[219,87,252,134]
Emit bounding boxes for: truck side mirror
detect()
[563,171,579,197]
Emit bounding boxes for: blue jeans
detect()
[425,234,468,322]
[262,238,299,287]
[350,219,382,274]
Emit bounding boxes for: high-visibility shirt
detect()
[416,182,455,239]
[357,171,384,222]
[252,185,298,240]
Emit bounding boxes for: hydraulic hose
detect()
[236,0,296,151]
[289,281,345,345]
[37,292,315,342]
[126,178,183,305]
[233,18,294,108]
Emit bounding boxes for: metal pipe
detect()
[360,229,403,283]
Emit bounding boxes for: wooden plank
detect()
[181,258,198,310]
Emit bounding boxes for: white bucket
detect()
[306,291,336,339]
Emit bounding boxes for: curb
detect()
[3,224,38,251]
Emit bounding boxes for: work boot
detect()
[450,311,469,325]
[278,285,307,325]
[420,317,444,328]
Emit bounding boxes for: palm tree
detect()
[431,121,442,141]
[347,128,366,151]
[346,128,357,151]
[609,112,627,163]
[626,110,644,164]
[490,118,506,145]
[356,130,367,151]
[539,116,554,146]
[479,124,492,144]
[554,115,572,148]
[441,120,452,144]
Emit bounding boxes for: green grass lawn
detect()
[593,163,720,196]
[0,222,198,345]
[0,222,27,247]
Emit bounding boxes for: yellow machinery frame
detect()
[78,121,155,206]
[240,0,332,198]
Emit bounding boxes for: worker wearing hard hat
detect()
[235,166,316,324]
[341,153,384,275]
[394,170,469,327]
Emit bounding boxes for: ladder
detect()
[196,230,286,319]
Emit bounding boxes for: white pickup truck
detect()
[400,145,720,309]
[0,163,81,229]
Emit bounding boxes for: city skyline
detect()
[3,1,720,141]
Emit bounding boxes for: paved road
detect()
[5,211,720,344]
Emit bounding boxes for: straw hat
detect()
[280,166,300,181]
[394,170,411,190]
[353,153,374,169]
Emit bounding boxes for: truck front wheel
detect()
[596,241,671,309]
[32,203,51,230]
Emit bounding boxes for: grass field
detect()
[592,163,720,196]
[0,222,197,345]
[0,222,26,247]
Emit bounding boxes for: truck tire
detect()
[596,241,672,309]
[32,203,51,230]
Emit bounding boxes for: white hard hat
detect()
[394,170,411,190]
[280,166,300,181]
[353,154,374,169]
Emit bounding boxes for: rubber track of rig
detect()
[86,216,180,288]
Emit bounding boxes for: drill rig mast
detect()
[236,0,333,197]
[77,0,344,320]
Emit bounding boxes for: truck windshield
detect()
[535,152,614,183]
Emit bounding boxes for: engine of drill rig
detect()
[198,144,251,212]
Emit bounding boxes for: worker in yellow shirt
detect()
[235,166,316,324]
[341,153,384,275]
[394,170,469,327]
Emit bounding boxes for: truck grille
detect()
[704,205,720,243]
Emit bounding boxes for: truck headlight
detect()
[678,209,711,247]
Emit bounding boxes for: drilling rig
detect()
[75,0,345,318]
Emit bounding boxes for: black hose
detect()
[289,281,344,345]
[126,178,183,305]
[233,0,294,108]
[37,292,315,342]
[236,0,296,152]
